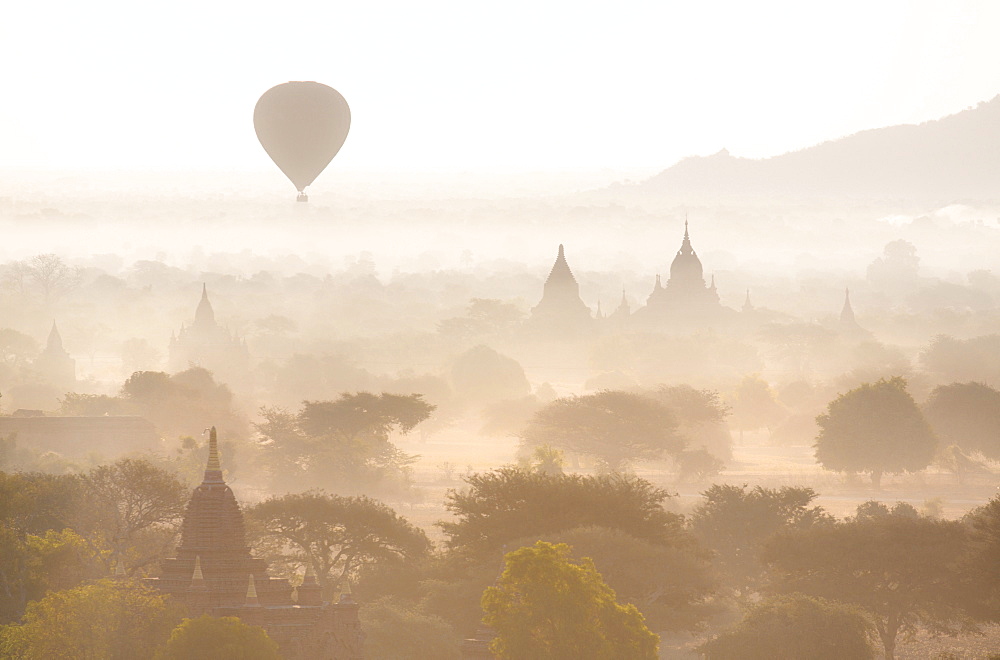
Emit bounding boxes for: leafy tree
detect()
[521,391,684,471]
[689,484,831,596]
[482,541,658,659]
[22,254,80,303]
[763,515,971,660]
[248,491,430,598]
[119,367,249,442]
[962,495,1000,619]
[78,458,189,574]
[59,393,138,417]
[675,448,725,482]
[924,382,1000,459]
[920,334,1000,385]
[701,593,877,660]
[255,393,432,496]
[450,345,531,406]
[0,330,39,369]
[440,467,687,556]
[728,375,786,440]
[531,525,715,633]
[815,377,937,489]
[361,597,460,660]
[155,615,280,660]
[646,384,732,460]
[0,578,184,659]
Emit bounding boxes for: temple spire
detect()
[743,288,754,312]
[840,288,857,326]
[194,283,216,329]
[544,244,577,286]
[189,555,207,590]
[202,426,223,484]
[46,321,66,354]
[245,574,260,607]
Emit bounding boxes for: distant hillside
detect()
[637,96,1000,201]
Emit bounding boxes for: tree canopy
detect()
[701,593,877,660]
[440,467,687,556]
[482,541,658,660]
[249,491,430,598]
[0,578,183,660]
[924,381,1000,459]
[155,615,281,660]
[815,376,937,488]
[521,390,684,471]
[762,514,970,660]
[689,484,831,596]
[254,392,433,496]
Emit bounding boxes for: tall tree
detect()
[78,458,189,574]
[762,514,971,660]
[815,377,937,489]
[248,491,430,597]
[688,484,832,596]
[255,393,433,496]
[924,381,1000,459]
[521,391,684,471]
[482,541,658,660]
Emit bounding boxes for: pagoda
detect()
[148,428,363,659]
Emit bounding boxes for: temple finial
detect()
[203,426,223,483]
[114,559,126,577]
[245,574,260,607]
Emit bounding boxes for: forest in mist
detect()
[3,97,1000,660]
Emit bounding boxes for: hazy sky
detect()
[2,0,999,173]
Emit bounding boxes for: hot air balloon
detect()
[253,81,351,202]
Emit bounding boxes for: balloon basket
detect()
[296,192,309,203]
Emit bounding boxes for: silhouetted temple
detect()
[147,428,364,659]
[526,244,594,336]
[169,284,249,384]
[33,321,76,391]
[633,220,725,328]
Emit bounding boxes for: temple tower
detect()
[527,244,594,336]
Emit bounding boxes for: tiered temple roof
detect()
[147,428,363,659]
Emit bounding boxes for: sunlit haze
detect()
[2,0,999,172]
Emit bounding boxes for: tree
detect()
[762,515,971,660]
[521,391,684,471]
[728,375,786,441]
[78,458,189,574]
[248,491,430,597]
[119,367,249,442]
[962,495,1000,619]
[440,467,687,556]
[20,254,80,304]
[255,393,433,496]
[646,384,732,460]
[688,484,832,596]
[701,594,877,660]
[155,615,280,660]
[920,334,1000,385]
[528,525,715,633]
[450,345,531,406]
[482,541,658,659]
[0,578,183,659]
[361,597,460,660]
[815,377,937,489]
[924,382,1000,459]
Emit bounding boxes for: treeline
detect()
[4,460,1000,658]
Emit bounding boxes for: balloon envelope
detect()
[253,81,351,193]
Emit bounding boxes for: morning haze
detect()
[2,2,1000,658]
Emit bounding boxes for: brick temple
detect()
[147,427,364,658]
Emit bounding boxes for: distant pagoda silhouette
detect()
[147,428,363,659]
[169,284,249,383]
[526,244,594,336]
[633,220,725,328]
